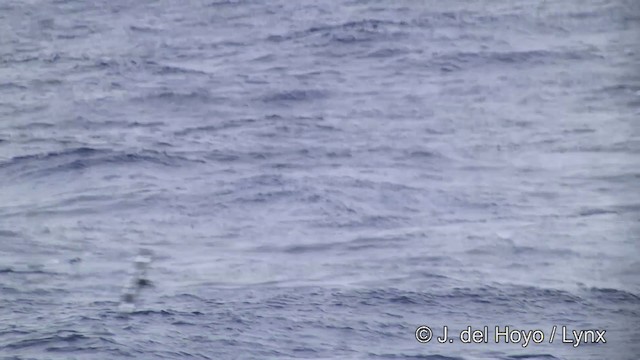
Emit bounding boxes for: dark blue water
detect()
[1,0,639,359]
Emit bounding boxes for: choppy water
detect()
[1,0,639,359]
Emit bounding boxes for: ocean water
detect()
[1,0,639,359]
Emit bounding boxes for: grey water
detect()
[1,0,639,359]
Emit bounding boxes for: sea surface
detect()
[1,0,639,359]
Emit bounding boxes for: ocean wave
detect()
[0,82,28,91]
[577,207,619,217]
[501,355,560,360]
[368,355,465,360]
[0,147,203,179]
[586,287,640,303]
[275,234,409,254]
[327,285,589,309]
[268,19,408,44]
[2,331,89,350]
[427,49,599,73]
[128,25,162,34]
[0,266,55,275]
[8,121,56,130]
[134,88,222,104]
[61,117,166,130]
[261,89,329,103]
[174,118,257,136]
[207,0,250,7]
